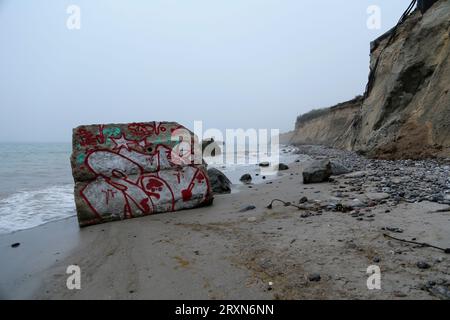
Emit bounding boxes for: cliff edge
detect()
[290,0,450,159]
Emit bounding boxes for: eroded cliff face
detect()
[290,0,450,159]
[290,96,363,148]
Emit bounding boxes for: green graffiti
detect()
[102,127,121,144]
[76,153,86,164]
[103,127,121,138]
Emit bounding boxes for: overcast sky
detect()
[0,0,412,142]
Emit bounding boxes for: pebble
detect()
[308,273,321,282]
[382,227,404,233]
[417,261,431,269]
[239,205,256,212]
[294,145,449,207]
[299,196,308,204]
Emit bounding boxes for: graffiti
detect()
[72,122,212,227]
[77,128,100,147]
[128,122,167,137]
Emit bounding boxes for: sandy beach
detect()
[1,149,449,300]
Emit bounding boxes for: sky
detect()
[0,0,412,142]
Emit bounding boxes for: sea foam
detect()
[0,185,75,235]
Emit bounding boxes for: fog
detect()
[0,0,411,142]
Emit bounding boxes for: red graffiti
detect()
[76,123,211,224]
[128,122,167,137]
[77,128,99,147]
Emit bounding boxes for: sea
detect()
[0,143,301,235]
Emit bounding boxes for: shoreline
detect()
[1,146,449,299]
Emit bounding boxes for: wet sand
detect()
[1,160,449,299]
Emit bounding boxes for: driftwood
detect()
[383,233,450,254]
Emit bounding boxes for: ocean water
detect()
[0,143,300,235]
[0,143,75,235]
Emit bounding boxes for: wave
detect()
[0,185,76,235]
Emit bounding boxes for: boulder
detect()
[330,161,351,175]
[71,121,214,227]
[302,159,332,184]
[207,168,231,194]
[240,174,252,184]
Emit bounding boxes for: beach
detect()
[1,147,449,300]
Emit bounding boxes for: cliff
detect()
[289,0,450,159]
[290,96,363,148]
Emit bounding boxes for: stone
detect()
[11,243,20,248]
[239,205,256,212]
[330,161,351,175]
[366,192,390,201]
[259,162,270,167]
[239,174,252,184]
[278,163,289,171]
[299,196,308,204]
[302,159,332,184]
[300,212,311,218]
[71,122,214,227]
[417,261,431,270]
[382,226,404,233]
[207,168,232,194]
[308,273,321,282]
[349,199,366,208]
[344,171,369,179]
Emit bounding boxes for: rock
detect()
[435,257,444,263]
[11,243,20,248]
[300,212,311,218]
[308,273,321,282]
[299,196,308,204]
[425,280,450,300]
[278,163,289,171]
[247,217,257,222]
[344,171,369,179]
[373,256,381,263]
[239,174,252,184]
[366,192,390,201]
[302,159,332,184]
[239,205,256,212]
[382,226,404,233]
[71,122,214,227]
[259,162,270,167]
[417,261,431,270]
[330,161,351,175]
[348,199,366,208]
[208,168,232,194]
